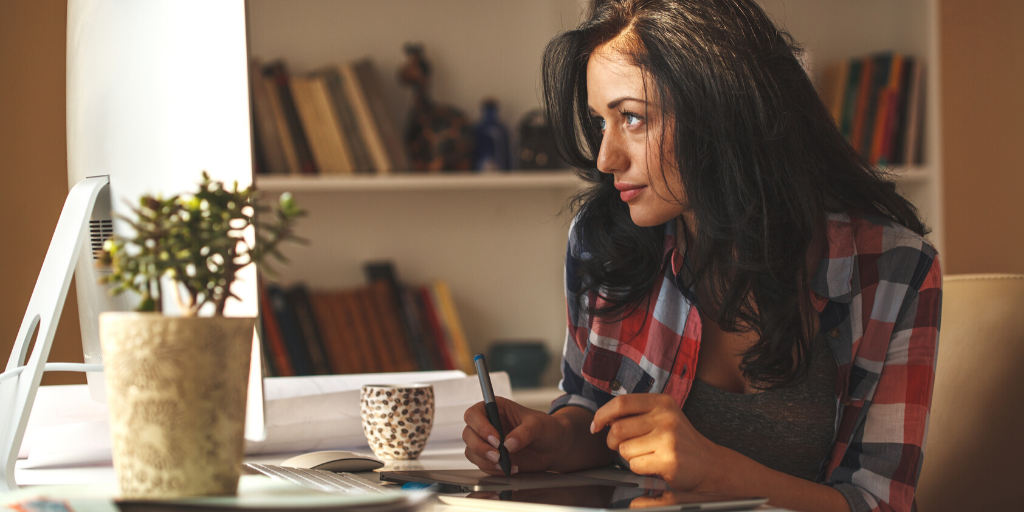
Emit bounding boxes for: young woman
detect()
[462,1,942,511]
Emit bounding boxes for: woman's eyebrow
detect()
[607,96,646,109]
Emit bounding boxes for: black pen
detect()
[474,353,512,476]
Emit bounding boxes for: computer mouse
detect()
[280,450,386,473]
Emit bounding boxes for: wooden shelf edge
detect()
[255,170,583,192]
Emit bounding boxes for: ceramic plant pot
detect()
[99,312,254,499]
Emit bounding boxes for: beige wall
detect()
[0,0,84,386]
[940,0,1024,274]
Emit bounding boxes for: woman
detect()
[462,1,941,511]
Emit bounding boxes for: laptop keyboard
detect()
[245,463,390,494]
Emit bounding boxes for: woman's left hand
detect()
[591,393,719,492]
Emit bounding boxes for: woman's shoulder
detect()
[825,211,940,294]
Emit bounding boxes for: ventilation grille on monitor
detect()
[89,219,114,260]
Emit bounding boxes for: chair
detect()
[916,274,1024,512]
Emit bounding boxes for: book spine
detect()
[249,59,291,175]
[259,283,294,376]
[262,75,302,175]
[309,75,356,174]
[267,284,313,375]
[357,286,395,371]
[416,285,454,370]
[286,285,332,375]
[839,59,862,141]
[368,281,419,372]
[333,290,376,373]
[431,280,474,374]
[323,67,375,173]
[264,61,318,174]
[353,59,409,171]
[308,291,353,374]
[340,63,393,174]
[289,75,337,175]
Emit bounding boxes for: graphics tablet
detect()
[437,485,768,512]
[378,469,638,493]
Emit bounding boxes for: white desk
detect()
[11,441,788,511]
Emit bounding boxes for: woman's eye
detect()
[624,112,642,126]
[592,117,606,133]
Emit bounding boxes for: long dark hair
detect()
[544,0,927,388]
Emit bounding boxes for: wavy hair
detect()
[543,0,927,388]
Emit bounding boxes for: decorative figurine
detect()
[398,44,474,172]
[473,98,511,171]
[517,109,565,170]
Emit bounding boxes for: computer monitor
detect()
[65,0,264,432]
[1,0,266,492]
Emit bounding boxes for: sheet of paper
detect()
[18,370,510,466]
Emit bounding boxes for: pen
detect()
[474,353,512,476]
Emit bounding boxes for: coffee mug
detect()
[359,383,435,459]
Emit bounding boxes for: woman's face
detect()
[587,42,687,227]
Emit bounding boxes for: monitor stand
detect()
[0,176,109,493]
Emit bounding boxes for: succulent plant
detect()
[99,171,305,316]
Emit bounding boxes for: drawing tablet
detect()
[378,469,638,493]
[438,485,768,512]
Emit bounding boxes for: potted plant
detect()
[97,172,303,499]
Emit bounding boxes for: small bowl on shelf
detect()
[488,341,550,389]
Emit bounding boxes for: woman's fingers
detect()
[463,444,508,475]
[463,401,501,446]
[592,393,676,433]
[604,413,656,450]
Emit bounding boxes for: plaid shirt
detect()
[552,212,942,512]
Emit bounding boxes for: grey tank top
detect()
[681,333,838,481]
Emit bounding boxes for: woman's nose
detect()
[596,131,627,175]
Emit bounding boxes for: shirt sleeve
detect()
[550,217,602,415]
[828,251,943,512]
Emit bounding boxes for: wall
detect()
[0,0,85,386]
[940,0,1024,274]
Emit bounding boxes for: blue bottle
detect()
[473,99,511,171]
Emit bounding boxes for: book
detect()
[416,285,456,370]
[353,59,409,171]
[285,284,332,375]
[263,61,318,174]
[318,67,375,173]
[364,261,435,371]
[266,284,313,376]
[308,291,356,374]
[259,283,294,376]
[839,59,862,141]
[249,59,291,175]
[366,280,419,372]
[332,289,377,372]
[876,54,906,166]
[308,74,357,174]
[340,62,393,173]
[818,59,850,127]
[891,57,916,165]
[261,75,302,174]
[902,59,925,165]
[849,57,873,152]
[292,75,357,175]
[355,286,393,371]
[429,280,474,374]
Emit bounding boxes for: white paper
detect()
[18,371,510,467]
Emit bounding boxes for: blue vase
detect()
[473,99,511,171]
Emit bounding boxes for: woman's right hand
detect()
[462,396,573,475]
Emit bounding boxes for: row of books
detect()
[818,52,925,167]
[249,58,409,176]
[258,277,475,377]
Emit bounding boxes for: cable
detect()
[0,363,103,385]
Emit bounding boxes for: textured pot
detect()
[99,312,254,499]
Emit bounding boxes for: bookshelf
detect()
[249,0,942,389]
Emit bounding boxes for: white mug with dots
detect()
[359,383,435,459]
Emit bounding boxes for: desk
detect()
[12,441,789,511]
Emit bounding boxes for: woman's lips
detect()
[615,183,646,202]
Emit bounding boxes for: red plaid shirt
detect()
[553,212,942,512]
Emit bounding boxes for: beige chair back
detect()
[916,274,1024,511]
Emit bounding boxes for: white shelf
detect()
[889,165,932,184]
[255,170,583,192]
